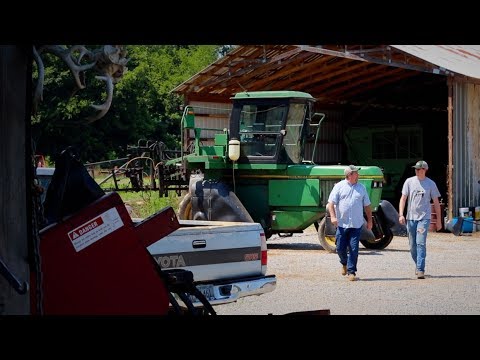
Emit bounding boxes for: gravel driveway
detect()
[214,228,480,315]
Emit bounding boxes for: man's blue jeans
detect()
[407,219,430,272]
[335,226,361,275]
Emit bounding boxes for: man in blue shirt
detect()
[327,165,373,281]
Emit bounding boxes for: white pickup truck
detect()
[146,220,276,307]
[37,167,277,309]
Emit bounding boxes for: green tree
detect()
[32,45,219,163]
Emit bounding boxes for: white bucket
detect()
[459,207,470,218]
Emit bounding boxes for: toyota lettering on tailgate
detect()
[154,254,187,268]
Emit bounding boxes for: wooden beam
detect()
[299,45,444,75]
[0,46,30,314]
[185,93,232,104]
[203,49,309,93]
[291,63,379,93]
[252,56,336,90]
[231,51,315,90]
[345,47,388,54]
[297,45,369,62]
[322,67,406,98]
[313,96,445,112]
[286,60,370,91]
[447,78,454,220]
[198,46,298,91]
[336,71,418,99]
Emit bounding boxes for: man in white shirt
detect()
[327,165,373,281]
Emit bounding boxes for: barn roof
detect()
[391,45,480,79]
[172,45,480,108]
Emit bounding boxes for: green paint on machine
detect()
[160,91,399,252]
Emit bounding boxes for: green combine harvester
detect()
[160,91,401,252]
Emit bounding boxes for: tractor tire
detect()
[360,228,393,250]
[318,217,337,253]
[360,200,396,250]
[178,193,192,220]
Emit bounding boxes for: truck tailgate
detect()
[147,220,265,282]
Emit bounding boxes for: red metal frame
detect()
[32,192,180,315]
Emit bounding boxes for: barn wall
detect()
[453,82,480,216]
[187,100,231,147]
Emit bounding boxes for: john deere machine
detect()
[159,91,401,252]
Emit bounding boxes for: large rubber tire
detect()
[360,228,393,249]
[318,217,337,253]
[178,193,192,220]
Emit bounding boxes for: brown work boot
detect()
[341,264,347,276]
[348,273,356,281]
[417,271,425,279]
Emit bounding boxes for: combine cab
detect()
[161,91,401,252]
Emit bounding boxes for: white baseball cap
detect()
[344,165,361,176]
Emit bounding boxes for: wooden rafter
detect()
[174,45,450,109]
[338,71,420,99]
[322,67,406,99]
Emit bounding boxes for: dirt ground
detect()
[215,228,480,315]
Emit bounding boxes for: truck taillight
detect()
[260,232,267,271]
[261,250,267,266]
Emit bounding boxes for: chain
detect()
[31,191,44,315]
[30,144,44,315]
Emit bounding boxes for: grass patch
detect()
[118,191,182,218]
[98,176,183,218]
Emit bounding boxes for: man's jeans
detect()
[336,227,361,275]
[407,219,430,272]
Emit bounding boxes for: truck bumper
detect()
[174,274,277,307]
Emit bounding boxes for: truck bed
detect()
[143,219,277,306]
[147,220,265,281]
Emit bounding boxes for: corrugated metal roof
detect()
[172,45,429,104]
[174,46,480,102]
[391,45,480,79]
